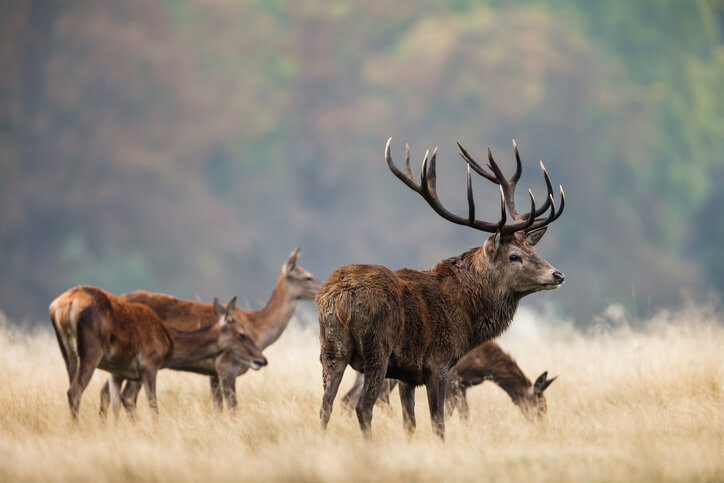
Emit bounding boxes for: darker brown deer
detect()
[445,341,556,420]
[101,248,321,414]
[50,285,266,421]
[317,138,565,439]
[341,341,556,420]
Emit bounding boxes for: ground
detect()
[0,306,722,482]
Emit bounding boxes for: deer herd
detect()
[50,137,565,440]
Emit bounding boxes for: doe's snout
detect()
[553,271,565,284]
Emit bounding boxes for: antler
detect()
[456,139,564,234]
[385,138,565,236]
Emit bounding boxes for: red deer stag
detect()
[445,342,556,420]
[317,138,565,439]
[50,286,266,421]
[341,341,556,420]
[101,248,321,414]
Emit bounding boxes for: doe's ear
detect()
[526,227,547,247]
[225,296,237,315]
[283,248,301,275]
[212,297,225,318]
[484,231,501,259]
[534,371,557,394]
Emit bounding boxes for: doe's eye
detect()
[509,254,522,263]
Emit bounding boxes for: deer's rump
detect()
[317,264,459,386]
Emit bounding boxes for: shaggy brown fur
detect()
[317,231,563,439]
[100,248,322,413]
[49,285,264,422]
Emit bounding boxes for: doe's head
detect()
[520,371,557,419]
[282,248,323,301]
[213,296,267,370]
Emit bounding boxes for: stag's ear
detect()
[283,248,300,275]
[526,227,547,247]
[484,231,501,259]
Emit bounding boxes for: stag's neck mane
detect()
[434,248,520,348]
[244,271,297,349]
[163,323,223,368]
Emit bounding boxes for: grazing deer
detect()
[341,342,556,420]
[445,341,556,420]
[317,138,565,439]
[101,248,322,413]
[49,285,266,421]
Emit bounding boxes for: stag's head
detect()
[282,248,323,301]
[520,371,557,419]
[385,138,566,297]
[213,296,268,370]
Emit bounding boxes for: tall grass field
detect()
[1,306,722,482]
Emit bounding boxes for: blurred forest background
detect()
[1,0,723,326]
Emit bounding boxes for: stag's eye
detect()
[509,254,522,263]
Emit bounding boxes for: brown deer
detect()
[445,341,556,420]
[341,341,556,420]
[49,285,266,421]
[317,138,565,439]
[101,248,322,413]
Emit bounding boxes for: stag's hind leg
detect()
[355,350,390,439]
[320,357,346,431]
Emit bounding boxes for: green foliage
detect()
[1,0,722,323]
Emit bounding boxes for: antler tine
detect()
[386,137,423,193]
[404,144,412,177]
[420,149,430,194]
[533,161,554,217]
[466,164,475,223]
[487,147,521,219]
[499,189,537,234]
[526,185,565,231]
[498,186,507,227]
[457,141,497,183]
[511,139,522,183]
[386,139,504,233]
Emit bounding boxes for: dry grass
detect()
[1,306,723,482]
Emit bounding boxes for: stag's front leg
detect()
[398,381,416,439]
[425,372,448,440]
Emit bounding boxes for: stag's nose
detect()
[553,271,565,284]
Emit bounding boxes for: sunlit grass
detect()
[1,306,722,482]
